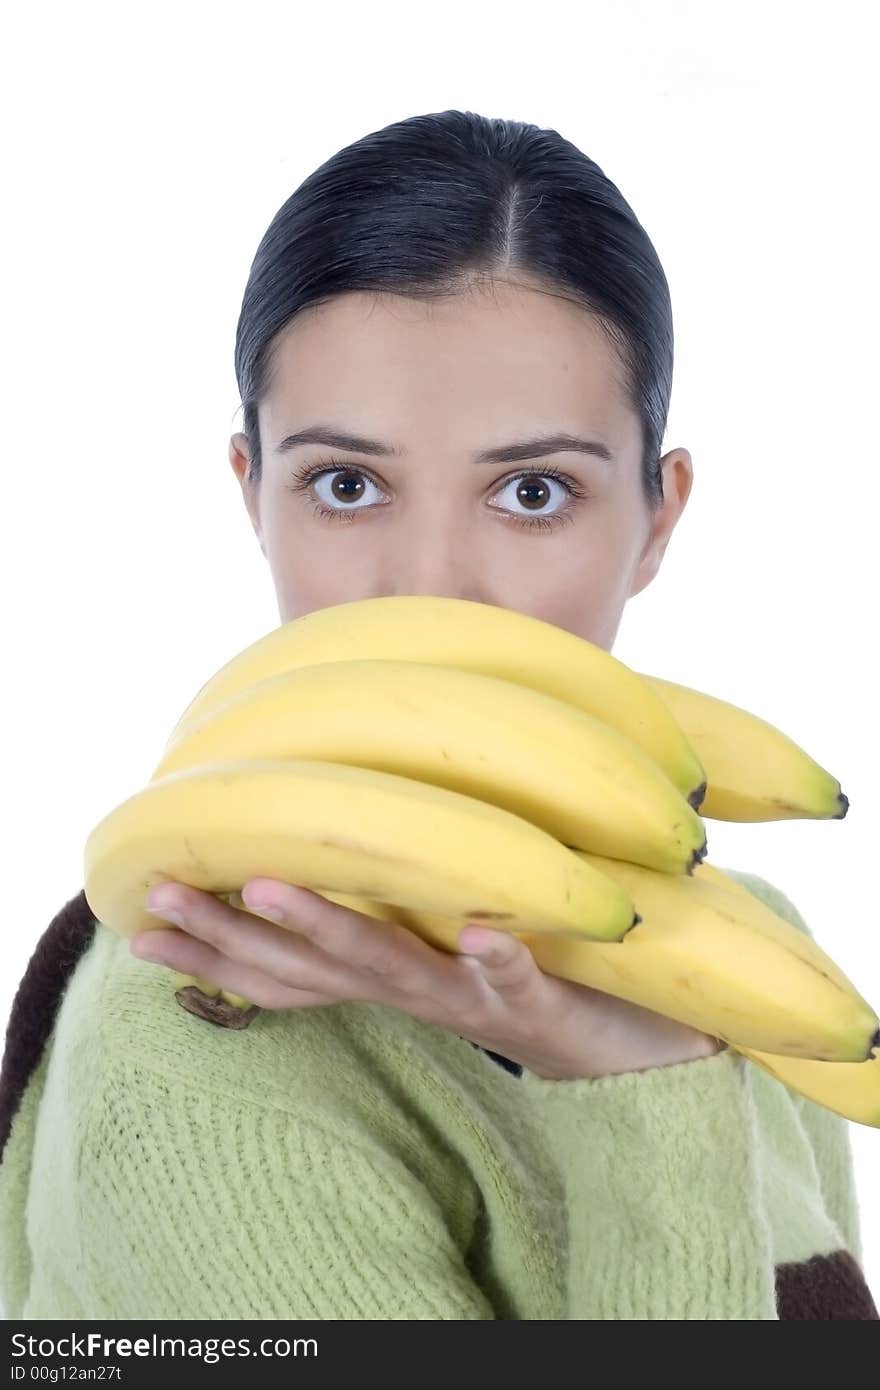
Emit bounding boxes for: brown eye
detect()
[315,468,379,509]
[515,475,554,509]
[326,471,367,503]
[286,458,588,531]
[489,471,581,529]
[285,461,386,521]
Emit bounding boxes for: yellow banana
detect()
[161,596,707,808]
[327,869,880,1124]
[150,659,708,876]
[682,861,879,1124]
[735,1048,880,1127]
[83,756,638,946]
[323,851,878,1062]
[640,674,848,822]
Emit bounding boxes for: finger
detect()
[131,928,339,1011]
[241,879,465,996]
[458,927,544,1008]
[139,881,376,999]
[144,884,362,989]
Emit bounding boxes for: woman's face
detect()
[229,276,693,651]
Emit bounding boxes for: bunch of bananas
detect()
[82,595,880,1125]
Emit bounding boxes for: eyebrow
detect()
[272,425,615,465]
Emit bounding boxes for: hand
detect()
[132,879,723,1080]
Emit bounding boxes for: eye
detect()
[311,467,382,512]
[285,459,387,523]
[490,471,575,526]
[285,459,589,532]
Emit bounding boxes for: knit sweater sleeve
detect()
[514,867,872,1320]
[76,1055,496,1321]
[719,870,864,1263]
[519,1047,777,1317]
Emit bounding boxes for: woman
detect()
[0,108,875,1321]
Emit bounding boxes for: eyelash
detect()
[285,457,589,531]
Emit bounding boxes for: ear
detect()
[628,448,694,598]
[229,434,266,556]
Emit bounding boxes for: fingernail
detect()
[131,938,167,963]
[145,907,185,928]
[247,902,284,922]
[458,926,496,955]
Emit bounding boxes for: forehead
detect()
[261,280,639,452]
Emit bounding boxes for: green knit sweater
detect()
[0,868,875,1320]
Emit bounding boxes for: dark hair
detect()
[234,109,672,508]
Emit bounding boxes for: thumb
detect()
[458,926,539,1002]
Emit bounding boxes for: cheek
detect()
[532,580,623,639]
[502,519,636,636]
[269,532,378,621]
[498,552,626,629]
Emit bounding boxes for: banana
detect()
[161,596,708,808]
[83,756,639,946]
[640,674,848,822]
[735,1048,880,1127]
[150,659,708,876]
[683,861,880,1124]
[322,851,879,1062]
[326,873,880,1124]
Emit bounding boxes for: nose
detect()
[380,520,486,603]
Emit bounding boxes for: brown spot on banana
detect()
[463,910,516,920]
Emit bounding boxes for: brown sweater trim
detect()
[776,1250,879,1319]
[0,888,96,1161]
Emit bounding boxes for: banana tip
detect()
[688,780,708,811]
[687,838,709,875]
[174,986,260,1030]
[834,790,849,820]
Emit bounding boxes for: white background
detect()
[2,0,877,1309]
